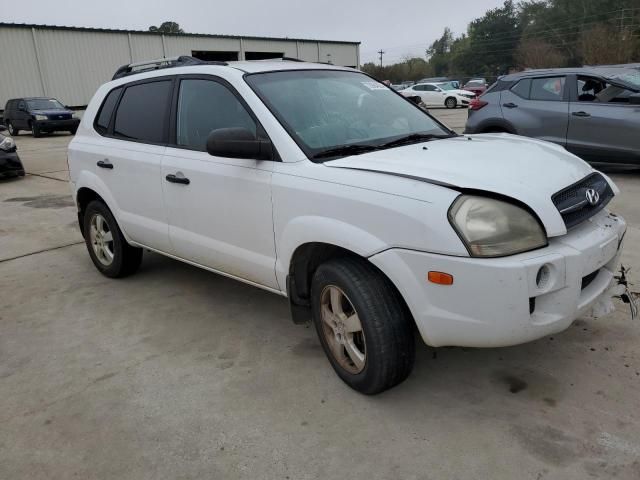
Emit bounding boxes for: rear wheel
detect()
[445,97,457,109]
[311,257,415,394]
[83,200,143,278]
[7,122,19,136]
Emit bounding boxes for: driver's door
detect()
[161,76,278,289]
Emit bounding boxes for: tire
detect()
[32,123,42,138]
[83,200,143,278]
[7,121,19,136]
[310,257,415,394]
[445,97,457,109]
[69,127,78,135]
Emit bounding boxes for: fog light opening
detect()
[536,264,551,290]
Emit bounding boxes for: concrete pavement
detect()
[1,113,639,480]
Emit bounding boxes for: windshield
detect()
[609,70,640,89]
[245,70,451,160]
[26,98,65,110]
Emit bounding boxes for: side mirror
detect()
[206,128,273,160]
[18,105,26,112]
[629,93,640,105]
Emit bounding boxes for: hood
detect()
[32,109,73,116]
[325,134,598,237]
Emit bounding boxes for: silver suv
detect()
[465,67,640,167]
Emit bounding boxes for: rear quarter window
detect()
[510,79,531,99]
[113,80,172,143]
[530,77,565,101]
[94,87,122,135]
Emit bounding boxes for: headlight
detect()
[72,112,78,118]
[449,195,547,257]
[0,135,16,151]
[35,114,48,121]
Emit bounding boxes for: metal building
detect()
[0,23,360,108]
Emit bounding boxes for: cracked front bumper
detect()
[370,210,627,348]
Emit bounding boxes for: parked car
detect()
[69,57,627,394]
[465,67,640,166]
[401,82,472,108]
[462,79,488,96]
[435,82,476,99]
[0,125,25,179]
[3,97,80,137]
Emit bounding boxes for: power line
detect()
[378,49,385,67]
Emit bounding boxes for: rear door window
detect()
[530,77,565,101]
[113,80,172,143]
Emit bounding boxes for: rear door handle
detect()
[572,111,591,117]
[165,173,190,185]
[97,159,113,169]
[502,102,518,108]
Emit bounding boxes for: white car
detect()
[401,82,473,108]
[434,81,478,99]
[68,57,627,394]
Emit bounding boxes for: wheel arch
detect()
[475,118,518,134]
[286,241,413,328]
[74,176,126,241]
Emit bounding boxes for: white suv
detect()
[68,57,627,394]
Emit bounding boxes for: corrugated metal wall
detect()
[0,25,359,108]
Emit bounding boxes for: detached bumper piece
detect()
[0,151,25,178]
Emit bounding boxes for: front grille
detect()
[49,113,72,120]
[581,269,600,290]
[552,173,613,229]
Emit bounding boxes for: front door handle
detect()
[165,173,190,185]
[572,111,591,117]
[97,159,113,169]
[502,102,518,108]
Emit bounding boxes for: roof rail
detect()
[112,56,227,80]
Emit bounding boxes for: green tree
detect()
[149,21,184,34]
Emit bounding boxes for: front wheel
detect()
[7,122,19,136]
[32,124,42,138]
[445,97,457,109]
[83,200,143,278]
[311,257,415,394]
[69,127,78,135]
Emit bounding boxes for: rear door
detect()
[161,75,278,289]
[89,78,172,251]
[500,76,569,146]
[566,74,640,165]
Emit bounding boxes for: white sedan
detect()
[401,82,475,108]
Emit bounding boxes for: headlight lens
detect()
[0,134,15,151]
[449,195,547,257]
[35,114,48,121]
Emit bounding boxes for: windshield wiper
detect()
[313,144,380,159]
[380,133,452,150]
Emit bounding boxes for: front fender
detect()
[275,215,387,288]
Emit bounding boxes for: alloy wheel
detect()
[89,213,114,266]
[320,285,366,374]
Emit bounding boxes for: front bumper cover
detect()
[370,209,627,348]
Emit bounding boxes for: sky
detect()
[0,0,505,65]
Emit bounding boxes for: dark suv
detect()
[4,97,80,137]
[465,67,640,166]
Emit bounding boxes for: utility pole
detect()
[378,49,385,67]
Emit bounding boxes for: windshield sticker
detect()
[362,81,389,91]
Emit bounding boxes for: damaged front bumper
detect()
[370,209,627,348]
